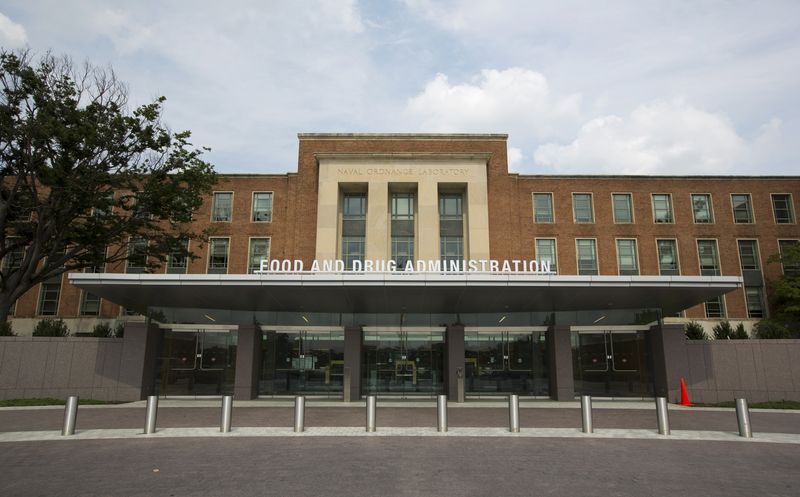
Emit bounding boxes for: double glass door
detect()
[464,331,549,396]
[158,330,238,397]
[362,330,445,397]
[259,330,344,397]
[571,331,652,397]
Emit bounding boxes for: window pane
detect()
[439,194,463,220]
[704,296,725,318]
[392,193,415,220]
[698,240,720,276]
[392,236,414,269]
[772,194,794,224]
[576,239,597,275]
[657,240,679,275]
[737,240,760,271]
[212,193,232,222]
[745,287,764,318]
[778,240,800,276]
[249,238,271,274]
[342,236,364,270]
[732,194,753,223]
[343,194,367,219]
[167,239,189,274]
[652,194,673,223]
[613,194,633,223]
[573,194,593,223]
[252,193,273,222]
[616,239,638,275]
[80,291,101,316]
[127,239,148,273]
[208,239,229,274]
[536,239,557,272]
[533,193,554,223]
[38,277,61,316]
[440,236,464,265]
[692,194,713,223]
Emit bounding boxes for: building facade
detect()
[7,133,800,402]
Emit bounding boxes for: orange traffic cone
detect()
[680,377,692,406]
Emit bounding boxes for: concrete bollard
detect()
[437,394,448,432]
[735,398,752,438]
[61,395,79,436]
[656,397,670,435]
[220,395,233,433]
[294,396,305,433]
[144,395,158,434]
[366,395,376,432]
[580,395,593,434]
[508,394,520,433]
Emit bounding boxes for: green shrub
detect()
[732,323,749,339]
[32,318,70,337]
[685,321,707,340]
[114,322,125,338]
[0,321,15,336]
[754,320,792,339]
[91,322,113,337]
[712,320,734,340]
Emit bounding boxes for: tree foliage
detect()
[0,50,217,324]
[32,318,69,336]
[712,320,733,340]
[685,321,707,340]
[768,241,800,324]
[731,322,749,340]
[753,320,793,339]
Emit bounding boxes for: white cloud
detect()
[507,147,522,169]
[0,12,27,47]
[532,99,768,175]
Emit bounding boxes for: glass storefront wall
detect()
[571,330,653,398]
[259,329,344,397]
[362,329,445,397]
[465,330,549,397]
[156,329,238,397]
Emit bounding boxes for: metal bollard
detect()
[61,395,79,436]
[580,395,593,434]
[294,396,305,433]
[509,394,520,433]
[220,395,233,433]
[437,394,448,432]
[144,395,159,434]
[656,397,670,435]
[366,395,377,432]
[735,398,752,438]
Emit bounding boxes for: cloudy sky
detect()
[1,1,799,175]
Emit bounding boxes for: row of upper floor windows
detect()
[532,192,796,225]
[210,192,273,222]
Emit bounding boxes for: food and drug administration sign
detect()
[255,259,555,274]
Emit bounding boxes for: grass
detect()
[0,398,111,407]
[710,400,800,410]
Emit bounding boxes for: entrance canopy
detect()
[69,273,741,315]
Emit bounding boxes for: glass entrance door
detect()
[571,331,652,397]
[158,330,238,397]
[464,331,549,397]
[259,330,345,397]
[362,330,445,397]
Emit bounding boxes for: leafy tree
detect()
[768,241,800,324]
[754,320,793,339]
[731,322,749,340]
[0,50,217,326]
[685,321,707,340]
[91,322,112,337]
[32,318,69,336]
[0,320,14,336]
[113,321,125,338]
[712,320,733,340]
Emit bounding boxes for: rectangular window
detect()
[37,276,61,316]
[771,194,795,224]
[745,287,765,319]
[612,194,633,223]
[391,192,415,269]
[657,239,680,276]
[212,192,233,222]
[691,194,713,223]
[652,194,674,223]
[342,193,367,271]
[572,193,593,223]
[616,239,639,275]
[576,239,598,275]
[126,238,148,273]
[737,240,760,271]
[440,193,464,266]
[533,193,554,223]
[391,237,414,270]
[778,240,800,277]
[167,239,189,274]
[2,239,25,272]
[535,239,557,273]
[207,238,229,274]
[248,238,271,274]
[440,236,464,267]
[391,193,415,221]
[252,192,273,222]
[79,291,101,316]
[731,194,754,223]
[697,240,721,276]
[704,296,725,318]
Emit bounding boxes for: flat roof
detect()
[298,133,509,140]
[69,273,741,315]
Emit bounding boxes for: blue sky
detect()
[1,0,799,175]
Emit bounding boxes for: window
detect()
[778,240,800,277]
[132,193,150,220]
[440,193,464,266]
[126,238,148,273]
[572,193,593,223]
[392,237,414,270]
[439,194,463,220]
[652,194,673,223]
[391,192,415,269]
[704,296,725,318]
[392,193,414,221]
[657,239,679,276]
[576,239,598,275]
[691,194,713,223]
[248,238,271,274]
[37,276,61,316]
[697,240,721,276]
[212,192,233,222]
[440,237,464,267]
[731,194,754,223]
[252,192,273,222]
[207,238,229,274]
[737,240,760,271]
[533,193,554,223]
[771,194,795,224]
[745,287,765,319]
[2,239,25,272]
[79,291,101,316]
[616,239,639,275]
[342,193,367,270]
[612,194,633,223]
[342,236,365,271]
[167,239,189,274]
[535,239,557,273]
[93,191,115,218]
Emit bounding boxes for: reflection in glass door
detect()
[362,330,445,397]
[464,331,549,397]
[571,330,652,397]
[259,330,344,397]
[157,330,238,397]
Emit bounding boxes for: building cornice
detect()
[298,133,508,141]
[314,152,493,161]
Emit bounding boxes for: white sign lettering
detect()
[255,259,554,274]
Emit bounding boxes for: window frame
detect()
[704,295,726,318]
[696,239,721,276]
[207,237,231,274]
[777,239,800,276]
[247,237,271,274]
[730,193,755,224]
[744,286,766,319]
[166,239,189,274]
[651,193,674,224]
[736,239,761,272]
[770,193,795,224]
[36,275,62,316]
[572,193,594,224]
[79,290,102,316]
[211,191,234,223]
[251,191,274,223]
[655,238,680,276]
[535,238,558,273]
[615,238,639,275]
[575,238,598,275]
[532,192,555,224]
[125,237,149,274]
[611,192,634,224]
[690,193,714,224]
